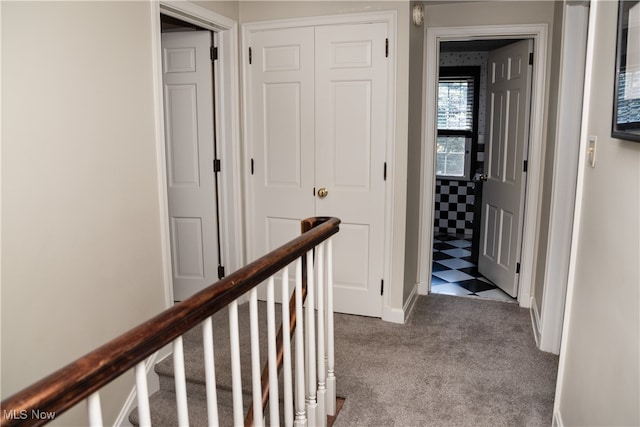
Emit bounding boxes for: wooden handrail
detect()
[243,217,322,426]
[0,217,340,427]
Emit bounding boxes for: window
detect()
[436,67,480,180]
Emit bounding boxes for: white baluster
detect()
[282,267,294,427]
[202,316,220,427]
[173,336,190,426]
[135,361,152,427]
[249,288,264,426]
[267,276,280,425]
[305,250,317,426]
[87,392,103,427]
[294,257,307,427]
[229,300,244,426]
[316,242,327,426]
[326,238,336,416]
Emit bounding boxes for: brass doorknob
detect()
[317,187,328,198]
[479,174,488,182]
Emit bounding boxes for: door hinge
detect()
[249,47,252,64]
[213,159,221,173]
[516,262,521,274]
[218,265,225,279]
[529,52,533,65]
[385,38,389,58]
[383,162,387,181]
[210,46,218,61]
[250,158,255,175]
[380,279,384,296]
[523,160,528,172]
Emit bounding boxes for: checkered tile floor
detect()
[431,235,516,303]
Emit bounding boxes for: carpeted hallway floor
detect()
[332,294,559,426]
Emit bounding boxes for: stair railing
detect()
[0,217,340,427]
[245,217,336,426]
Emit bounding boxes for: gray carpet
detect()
[134,294,558,426]
[333,295,558,426]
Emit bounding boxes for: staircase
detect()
[129,301,286,426]
[0,217,339,427]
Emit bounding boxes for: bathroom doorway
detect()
[430,39,532,303]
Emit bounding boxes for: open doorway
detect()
[418,23,549,309]
[159,14,225,301]
[430,39,526,303]
[151,1,243,307]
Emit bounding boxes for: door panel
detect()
[162,31,219,301]
[171,217,206,278]
[249,27,316,260]
[248,23,388,317]
[478,39,533,297]
[249,28,315,304]
[263,83,304,187]
[315,23,387,317]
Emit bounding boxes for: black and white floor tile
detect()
[431,235,516,303]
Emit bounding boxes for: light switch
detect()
[587,136,597,168]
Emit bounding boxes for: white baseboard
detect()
[383,283,419,324]
[403,284,419,321]
[530,296,542,349]
[114,345,172,426]
[417,280,430,295]
[552,408,564,427]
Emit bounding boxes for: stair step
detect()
[128,389,237,427]
[131,301,299,425]
[155,301,289,393]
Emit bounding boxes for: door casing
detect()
[418,24,549,311]
[151,1,243,307]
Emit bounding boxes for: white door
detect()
[249,27,316,260]
[248,23,388,317]
[478,39,533,297]
[314,23,387,317]
[162,31,220,301]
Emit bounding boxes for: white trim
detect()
[383,282,417,324]
[554,0,598,419]
[241,11,398,320]
[403,283,419,323]
[152,1,244,307]
[242,10,398,32]
[553,409,565,427]
[417,280,429,296]
[419,24,549,311]
[530,296,542,348]
[539,2,590,355]
[159,1,235,31]
[210,22,245,276]
[150,1,174,307]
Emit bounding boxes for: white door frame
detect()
[418,24,549,310]
[241,10,398,320]
[536,2,589,355]
[151,1,243,307]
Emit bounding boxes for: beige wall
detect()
[424,0,554,27]
[1,1,167,424]
[533,0,564,314]
[556,1,640,424]
[195,0,239,20]
[238,1,411,314]
[403,1,425,303]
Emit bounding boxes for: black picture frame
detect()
[612,0,640,142]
